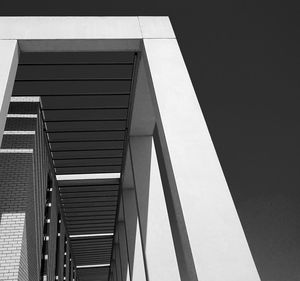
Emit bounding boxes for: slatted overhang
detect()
[12,51,138,281]
[13,51,136,176]
[59,179,119,237]
[77,267,110,281]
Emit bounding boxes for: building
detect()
[0,17,261,281]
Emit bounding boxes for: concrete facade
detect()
[0,17,261,281]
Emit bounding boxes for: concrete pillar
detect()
[114,242,123,281]
[0,40,18,146]
[121,188,147,281]
[131,220,147,281]
[116,220,130,281]
[130,137,180,281]
[142,38,261,281]
[121,146,148,281]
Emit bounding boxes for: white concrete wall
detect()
[0,17,174,40]
[0,40,18,146]
[142,38,261,281]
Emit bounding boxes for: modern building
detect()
[0,17,261,281]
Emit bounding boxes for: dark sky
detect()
[1,1,300,280]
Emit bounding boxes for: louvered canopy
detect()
[12,51,138,281]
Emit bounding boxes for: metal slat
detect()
[13,80,131,95]
[56,166,121,174]
[43,108,127,121]
[68,224,115,230]
[67,221,115,227]
[72,243,113,247]
[63,207,116,212]
[73,249,112,253]
[58,178,119,186]
[75,256,112,261]
[54,158,122,167]
[52,150,123,160]
[69,226,114,231]
[41,95,129,110]
[77,250,111,257]
[19,52,135,65]
[75,255,112,260]
[63,206,117,212]
[69,230,115,235]
[74,254,112,259]
[63,204,116,209]
[16,64,133,80]
[71,237,113,242]
[60,188,119,194]
[73,244,112,248]
[64,211,116,217]
[76,260,111,266]
[62,197,118,203]
[71,242,113,246]
[75,254,112,258]
[72,248,112,253]
[68,224,115,229]
[62,200,117,206]
[66,217,115,222]
[46,120,127,132]
[72,240,112,245]
[61,197,117,203]
[48,131,125,142]
[61,191,118,198]
[73,248,112,252]
[76,261,111,265]
[50,140,124,151]
[59,187,119,193]
[71,241,113,246]
[72,244,112,248]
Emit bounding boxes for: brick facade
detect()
[0,100,75,281]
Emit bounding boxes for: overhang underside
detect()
[11,51,138,281]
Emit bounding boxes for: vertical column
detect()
[121,188,147,281]
[130,137,180,281]
[117,221,130,281]
[0,40,18,146]
[131,221,147,281]
[110,261,117,281]
[121,146,147,281]
[113,240,122,281]
[142,38,261,281]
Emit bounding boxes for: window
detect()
[40,175,53,281]
[55,213,61,280]
[63,235,67,280]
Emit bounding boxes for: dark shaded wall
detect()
[0,101,75,280]
[1,1,300,280]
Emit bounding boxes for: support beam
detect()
[0,40,18,146]
[117,221,130,281]
[130,137,180,281]
[121,188,147,281]
[131,220,147,281]
[142,38,261,281]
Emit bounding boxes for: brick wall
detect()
[0,99,75,281]
[0,149,34,281]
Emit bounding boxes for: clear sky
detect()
[1,1,300,280]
